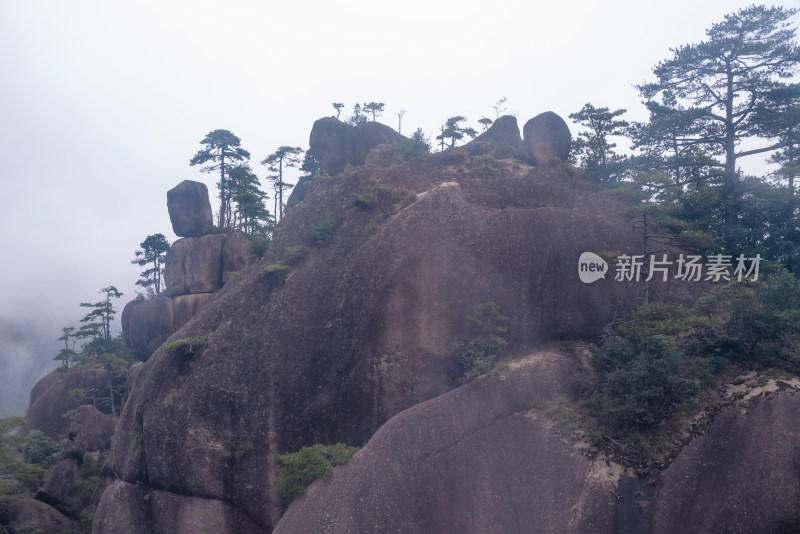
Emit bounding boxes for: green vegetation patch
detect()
[164,335,208,355]
[457,301,509,381]
[274,443,359,498]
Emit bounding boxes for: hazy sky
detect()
[1,0,797,416]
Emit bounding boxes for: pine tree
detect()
[635,5,800,247]
[190,129,251,228]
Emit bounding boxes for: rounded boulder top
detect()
[167,180,214,237]
[522,111,571,165]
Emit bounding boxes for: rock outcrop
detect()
[122,181,258,360]
[24,365,125,440]
[97,114,676,532]
[309,117,405,175]
[523,111,572,165]
[274,352,620,534]
[653,391,800,533]
[167,180,214,237]
[18,113,794,534]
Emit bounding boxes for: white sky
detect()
[1,0,797,416]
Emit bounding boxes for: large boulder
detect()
[523,111,571,165]
[172,293,217,332]
[124,296,174,361]
[274,352,619,533]
[167,180,213,237]
[462,115,525,159]
[184,234,227,294]
[221,231,258,284]
[653,391,800,533]
[93,481,153,534]
[309,117,405,175]
[0,497,73,534]
[24,366,124,440]
[163,238,195,297]
[62,404,116,461]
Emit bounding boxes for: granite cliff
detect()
[6,114,799,534]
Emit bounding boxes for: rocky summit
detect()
[8,114,800,534]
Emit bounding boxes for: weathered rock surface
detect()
[128,230,254,359]
[100,143,670,532]
[0,497,73,533]
[462,114,525,159]
[63,404,116,461]
[274,352,620,534]
[172,293,217,332]
[167,180,213,237]
[523,111,571,165]
[184,233,227,294]
[123,296,174,361]
[653,391,800,533]
[221,230,257,283]
[93,480,153,534]
[24,366,124,440]
[163,238,195,297]
[309,117,405,175]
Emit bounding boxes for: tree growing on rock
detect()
[347,103,368,125]
[332,102,344,118]
[569,103,630,182]
[75,286,123,359]
[190,129,251,228]
[262,146,303,220]
[436,116,478,150]
[131,233,170,297]
[634,5,800,247]
[229,164,272,235]
[363,102,385,122]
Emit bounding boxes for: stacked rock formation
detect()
[122,180,258,360]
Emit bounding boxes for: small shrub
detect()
[164,335,208,355]
[249,235,271,259]
[227,271,244,282]
[22,431,61,469]
[274,443,359,498]
[473,154,495,171]
[262,263,292,279]
[352,193,377,210]
[284,245,306,257]
[310,216,340,246]
[459,302,509,381]
[446,149,469,165]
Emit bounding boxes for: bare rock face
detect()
[63,405,116,461]
[462,114,525,159]
[124,230,256,361]
[167,180,213,237]
[24,366,124,440]
[184,234,227,294]
[653,391,800,533]
[221,231,257,283]
[163,238,195,297]
[93,481,153,534]
[523,111,571,165]
[99,153,671,532]
[124,296,174,361]
[173,293,217,332]
[0,497,73,534]
[149,491,263,534]
[274,352,619,534]
[309,117,405,175]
